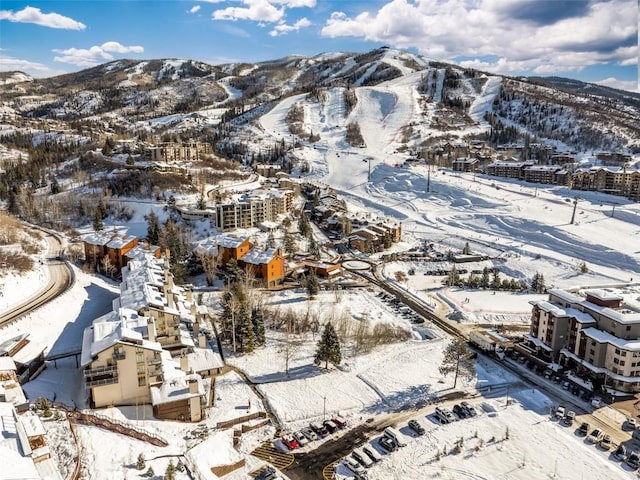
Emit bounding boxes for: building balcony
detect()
[148,355,162,365]
[86,375,119,388]
[84,365,117,378]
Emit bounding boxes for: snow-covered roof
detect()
[17,412,45,438]
[582,327,640,351]
[524,333,553,351]
[106,234,136,249]
[83,230,115,246]
[0,357,16,372]
[119,259,166,311]
[150,373,207,405]
[581,302,640,324]
[548,288,583,304]
[216,234,248,249]
[125,243,160,261]
[584,289,623,302]
[80,308,161,367]
[185,348,224,373]
[241,247,278,265]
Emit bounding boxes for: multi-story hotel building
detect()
[529,287,640,393]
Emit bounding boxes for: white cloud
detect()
[321,0,638,76]
[0,6,85,30]
[594,77,639,93]
[213,0,284,22]
[189,5,201,14]
[211,0,315,23]
[269,17,311,36]
[53,41,144,67]
[0,55,66,78]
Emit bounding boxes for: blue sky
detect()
[1,0,638,92]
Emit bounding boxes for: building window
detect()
[627,325,632,331]
[620,361,626,366]
[615,348,621,355]
[136,352,144,363]
[138,373,146,386]
[589,349,595,356]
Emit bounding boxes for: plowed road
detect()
[0,229,72,328]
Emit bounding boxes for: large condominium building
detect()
[81,253,216,420]
[528,286,640,393]
[147,142,213,163]
[178,188,294,231]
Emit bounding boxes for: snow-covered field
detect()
[2,50,640,479]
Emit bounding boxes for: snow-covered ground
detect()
[2,70,640,479]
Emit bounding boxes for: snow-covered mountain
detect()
[1,47,638,151]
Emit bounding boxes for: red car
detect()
[332,416,347,429]
[281,435,299,450]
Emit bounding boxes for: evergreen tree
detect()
[252,306,266,346]
[298,211,312,237]
[165,460,176,480]
[314,323,342,369]
[531,272,545,293]
[439,338,475,388]
[447,265,459,286]
[305,271,320,299]
[145,466,154,478]
[92,208,103,232]
[283,231,296,254]
[481,266,490,288]
[491,269,501,289]
[146,211,160,245]
[136,453,145,470]
[239,307,255,353]
[309,237,320,259]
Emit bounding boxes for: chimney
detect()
[180,354,189,372]
[193,322,200,337]
[186,289,193,302]
[167,292,175,309]
[198,334,206,349]
[190,303,197,317]
[147,318,156,343]
[188,377,199,394]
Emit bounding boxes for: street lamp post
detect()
[363,157,372,182]
[323,396,327,421]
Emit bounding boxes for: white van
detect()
[383,426,407,447]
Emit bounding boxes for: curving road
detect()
[0,228,72,328]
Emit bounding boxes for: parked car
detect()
[343,456,367,477]
[562,411,576,426]
[591,397,603,408]
[408,419,425,436]
[362,444,383,462]
[613,443,627,461]
[435,406,455,424]
[627,451,640,469]
[300,426,317,442]
[624,417,639,430]
[460,401,477,417]
[378,435,398,452]
[452,404,467,419]
[352,447,374,468]
[578,422,590,436]
[292,431,307,447]
[281,435,299,450]
[332,416,348,429]
[587,428,602,443]
[599,434,612,450]
[256,466,278,480]
[554,405,566,419]
[323,420,339,433]
[384,426,407,447]
[310,422,329,437]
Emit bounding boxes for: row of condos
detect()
[483,160,640,201]
[528,287,640,393]
[178,188,294,231]
[83,230,161,276]
[146,142,213,163]
[80,252,225,421]
[195,234,286,288]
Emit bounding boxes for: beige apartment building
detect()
[529,287,640,393]
[81,253,217,420]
